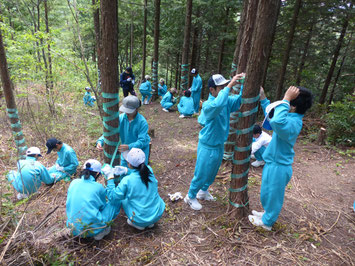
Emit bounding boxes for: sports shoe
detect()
[184,194,202,210]
[94,226,111,240]
[251,160,265,167]
[127,218,145,230]
[179,114,185,118]
[17,193,28,200]
[252,210,265,218]
[250,154,256,160]
[248,215,272,231]
[147,223,155,229]
[144,100,148,105]
[196,190,216,201]
[162,108,169,113]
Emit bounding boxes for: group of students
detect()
[7,67,314,239]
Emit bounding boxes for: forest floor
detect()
[0,87,354,265]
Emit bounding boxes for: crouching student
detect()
[251,124,271,167]
[104,148,165,230]
[96,96,150,166]
[249,86,313,231]
[66,159,121,240]
[158,78,168,96]
[178,90,194,118]
[184,73,245,211]
[139,75,152,105]
[46,138,79,182]
[7,147,54,200]
[83,87,96,107]
[160,88,177,112]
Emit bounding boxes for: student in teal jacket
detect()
[249,86,313,231]
[66,159,120,240]
[103,148,165,230]
[96,96,150,166]
[7,147,54,200]
[190,68,203,114]
[178,90,194,118]
[160,88,177,112]
[83,87,96,107]
[139,75,152,105]
[46,138,79,182]
[184,73,245,211]
[158,78,168,96]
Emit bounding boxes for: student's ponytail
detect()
[137,163,152,188]
[80,162,99,180]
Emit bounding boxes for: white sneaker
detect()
[196,190,216,201]
[251,160,265,167]
[127,218,145,230]
[184,194,202,210]
[248,215,272,231]
[162,108,169,113]
[17,193,28,200]
[179,114,185,118]
[94,226,111,240]
[252,210,265,218]
[147,223,155,229]
[251,154,256,160]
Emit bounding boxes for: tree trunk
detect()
[93,0,101,70]
[141,0,148,80]
[261,0,280,87]
[189,8,200,87]
[174,52,179,89]
[130,10,134,67]
[100,0,120,166]
[275,0,302,100]
[151,0,160,99]
[224,0,259,162]
[327,35,351,105]
[319,17,349,104]
[0,17,27,158]
[229,0,280,218]
[218,8,230,74]
[231,0,249,77]
[44,0,55,115]
[295,22,314,85]
[180,0,192,92]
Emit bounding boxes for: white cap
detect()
[83,159,102,173]
[119,95,140,114]
[26,147,42,157]
[122,148,146,167]
[212,74,229,86]
[145,75,151,80]
[159,78,165,83]
[262,101,290,130]
[191,68,197,74]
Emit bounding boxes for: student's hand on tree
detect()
[227,73,245,88]
[283,86,300,102]
[102,165,114,178]
[118,144,129,152]
[260,86,266,100]
[96,143,103,151]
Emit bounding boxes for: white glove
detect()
[188,88,192,92]
[113,166,128,176]
[56,164,64,172]
[131,80,135,85]
[127,78,132,81]
[102,165,114,178]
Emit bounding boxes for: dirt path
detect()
[0,98,354,265]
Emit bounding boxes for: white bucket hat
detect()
[83,159,102,173]
[122,148,146,167]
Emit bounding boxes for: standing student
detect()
[190,68,203,114]
[96,96,150,166]
[158,78,168,96]
[251,124,271,167]
[103,148,165,230]
[184,73,245,210]
[66,159,120,240]
[120,67,136,97]
[249,86,313,231]
[139,75,152,105]
[83,87,96,107]
[160,88,177,112]
[46,138,79,182]
[7,147,54,200]
[177,90,194,118]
